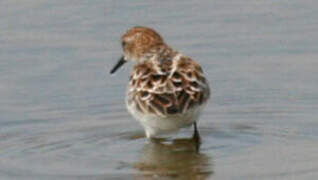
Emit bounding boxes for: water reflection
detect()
[134,138,213,180]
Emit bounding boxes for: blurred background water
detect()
[0,0,318,179]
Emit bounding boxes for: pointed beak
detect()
[110,56,127,74]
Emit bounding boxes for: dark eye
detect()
[122,41,126,47]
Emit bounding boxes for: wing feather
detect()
[127,56,210,117]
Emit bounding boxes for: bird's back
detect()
[126,54,210,118]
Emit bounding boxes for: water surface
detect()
[1,0,318,179]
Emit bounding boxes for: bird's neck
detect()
[139,44,178,64]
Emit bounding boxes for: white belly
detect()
[126,97,203,138]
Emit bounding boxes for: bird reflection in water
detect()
[133,138,213,180]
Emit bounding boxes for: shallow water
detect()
[1,0,318,179]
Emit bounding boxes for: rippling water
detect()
[1,0,318,179]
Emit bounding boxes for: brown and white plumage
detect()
[127,55,209,117]
[110,26,210,139]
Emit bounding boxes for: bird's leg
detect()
[192,122,201,151]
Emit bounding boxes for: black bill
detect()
[110,56,127,74]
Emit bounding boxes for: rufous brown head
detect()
[110,26,164,74]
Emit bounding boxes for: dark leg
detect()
[192,122,201,151]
